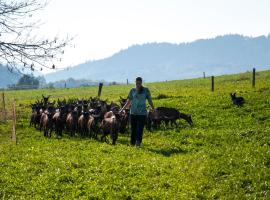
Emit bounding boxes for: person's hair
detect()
[136,77,142,82]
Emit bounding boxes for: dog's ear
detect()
[233,93,236,96]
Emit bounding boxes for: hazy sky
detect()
[35,0,270,73]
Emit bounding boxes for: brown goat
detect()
[78,112,94,137]
[100,111,119,145]
[40,111,53,137]
[87,115,95,138]
[147,107,193,131]
[52,111,66,139]
[66,111,78,137]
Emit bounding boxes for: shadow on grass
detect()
[146,146,187,157]
[148,123,193,133]
[61,132,131,146]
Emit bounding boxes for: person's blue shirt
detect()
[128,87,152,115]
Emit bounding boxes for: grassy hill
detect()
[0,70,270,199]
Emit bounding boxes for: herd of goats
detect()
[30,95,194,144]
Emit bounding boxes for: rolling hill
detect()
[45,34,270,83]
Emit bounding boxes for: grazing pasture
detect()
[0,70,270,199]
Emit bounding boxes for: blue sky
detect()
[36,0,270,73]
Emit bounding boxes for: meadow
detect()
[0,70,270,199]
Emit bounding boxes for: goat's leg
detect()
[101,134,105,142]
[104,135,108,143]
[172,119,178,127]
[58,129,62,138]
[70,126,74,137]
[40,123,43,132]
[92,127,98,139]
[88,127,92,138]
[44,127,47,137]
[83,126,86,138]
[49,128,52,138]
[72,124,76,137]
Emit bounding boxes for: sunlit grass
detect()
[0,70,270,199]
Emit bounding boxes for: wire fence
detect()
[0,92,6,122]
[0,92,17,143]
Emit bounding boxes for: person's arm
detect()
[146,88,154,110]
[148,99,154,110]
[120,89,133,112]
[120,99,131,111]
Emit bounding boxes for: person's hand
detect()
[119,108,124,113]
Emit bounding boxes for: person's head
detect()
[135,77,143,91]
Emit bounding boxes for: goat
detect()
[147,107,193,130]
[40,105,54,137]
[52,106,66,139]
[78,112,90,137]
[100,111,119,145]
[66,106,78,137]
[230,93,245,106]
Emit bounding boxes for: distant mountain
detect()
[45,34,270,82]
[0,65,21,88]
[0,65,45,88]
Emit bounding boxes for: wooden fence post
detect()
[203,72,206,78]
[211,76,214,92]
[98,83,103,97]
[252,68,256,87]
[12,99,17,144]
[2,92,6,122]
[126,79,129,85]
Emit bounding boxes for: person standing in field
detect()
[120,77,154,146]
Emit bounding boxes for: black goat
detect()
[230,93,245,106]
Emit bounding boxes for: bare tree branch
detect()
[0,0,73,73]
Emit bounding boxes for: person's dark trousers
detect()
[130,114,146,145]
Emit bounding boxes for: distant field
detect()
[0,70,270,199]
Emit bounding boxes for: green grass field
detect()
[0,71,270,199]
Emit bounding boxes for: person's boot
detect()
[135,141,141,147]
